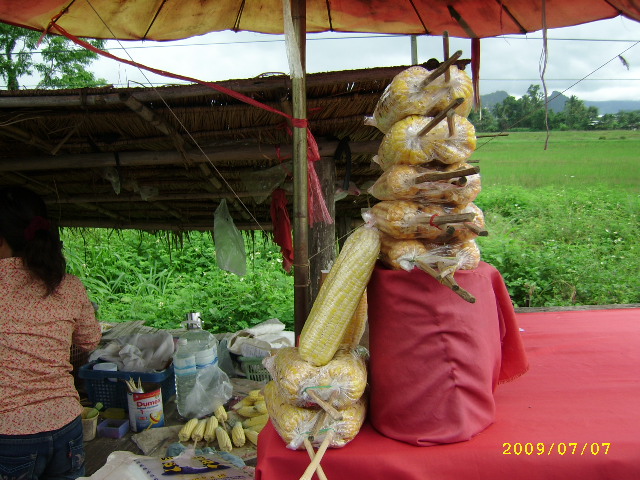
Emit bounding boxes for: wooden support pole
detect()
[291,0,310,340]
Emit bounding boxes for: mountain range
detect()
[480,91,640,115]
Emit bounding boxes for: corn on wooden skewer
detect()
[443,31,451,83]
[178,418,199,443]
[203,415,219,444]
[303,438,329,480]
[306,389,343,421]
[414,258,476,303]
[417,98,464,137]
[299,430,335,480]
[429,212,476,226]
[423,50,462,87]
[414,165,479,183]
[463,222,488,236]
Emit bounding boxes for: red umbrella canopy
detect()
[0,0,639,40]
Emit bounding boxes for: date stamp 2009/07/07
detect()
[502,442,611,456]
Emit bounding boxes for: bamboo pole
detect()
[291,0,310,339]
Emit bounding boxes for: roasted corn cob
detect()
[191,418,207,443]
[231,421,246,447]
[299,226,380,366]
[215,426,233,452]
[203,415,219,443]
[214,405,228,423]
[178,418,199,443]
[244,428,259,446]
[365,200,484,242]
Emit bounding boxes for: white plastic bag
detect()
[183,364,233,419]
[213,199,247,276]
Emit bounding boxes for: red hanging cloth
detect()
[270,188,294,273]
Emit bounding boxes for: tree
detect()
[0,24,107,90]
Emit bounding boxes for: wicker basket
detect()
[238,356,271,383]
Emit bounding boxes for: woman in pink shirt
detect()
[0,186,102,479]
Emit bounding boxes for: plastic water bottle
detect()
[181,312,218,370]
[174,313,219,418]
[173,338,197,418]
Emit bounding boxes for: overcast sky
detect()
[77,15,639,102]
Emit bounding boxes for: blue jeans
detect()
[0,416,85,480]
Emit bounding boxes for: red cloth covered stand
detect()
[367,261,529,445]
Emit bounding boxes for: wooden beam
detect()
[58,218,272,231]
[0,65,411,109]
[0,124,55,153]
[0,139,380,172]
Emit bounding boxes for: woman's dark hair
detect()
[0,186,66,295]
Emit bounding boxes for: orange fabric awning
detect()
[0,0,639,41]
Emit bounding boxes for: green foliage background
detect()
[62,130,640,331]
[63,231,294,331]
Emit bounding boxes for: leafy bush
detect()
[63,230,294,332]
[476,185,639,307]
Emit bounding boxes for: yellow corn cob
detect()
[231,421,246,447]
[215,426,233,452]
[236,405,266,418]
[191,418,207,443]
[299,226,381,366]
[244,422,266,433]
[244,428,259,446]
[253,400,267,414]
[231,396,256,410]
[178,418,199,443]
[340,290,368,347]
[203,415,219,443]
[248,389,263,400]
[214,405,228,423]
[242,413,269,428]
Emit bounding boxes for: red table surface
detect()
[256,308,640,480]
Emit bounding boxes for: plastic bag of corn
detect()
[263,380,367,450]
[373,114,476,170]
[262,346,368,409]
[368,163,481,205]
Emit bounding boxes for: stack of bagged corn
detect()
[262,226,379,477]
[363,53,487,303]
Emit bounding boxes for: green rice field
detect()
[474,130,640,192]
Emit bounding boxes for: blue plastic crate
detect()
[79,361,175,410]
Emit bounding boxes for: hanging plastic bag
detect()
[214,199,247,276]
[183,363,233,419]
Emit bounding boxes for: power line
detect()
[1,34,639,57]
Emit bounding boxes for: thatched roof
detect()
[0,66,411,232]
